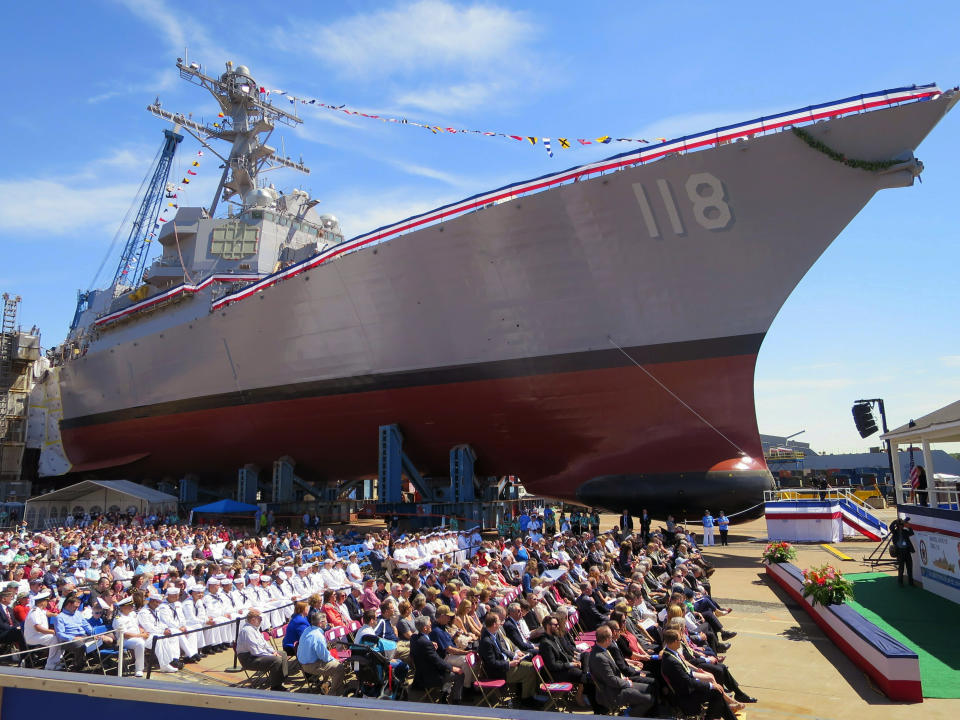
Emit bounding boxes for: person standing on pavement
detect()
[701,511,715,547]
[716,511,730,546]
[639,509,652,544]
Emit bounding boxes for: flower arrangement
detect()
[761,541,797,564]
[801,564,854,607]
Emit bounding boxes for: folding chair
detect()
[466,651,507,709]
[531,653,575,712]
[235,657,274,689]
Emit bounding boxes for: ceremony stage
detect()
[846,572,960,698]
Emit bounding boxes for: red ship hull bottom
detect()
[59,351,772,516]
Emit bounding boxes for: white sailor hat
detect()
[148,591,163,601]
[277,571,287,580]
[216,573,227,580]
[323,558,334,564]
[189,586,205,593]
[34,590,51,600]
[249,573,260,580]
[261,575,272,581]
[117,597,133,607]
[206,578,220,586]
[233,578,244,585]
[165,586,180,596]
[297,565,309,573]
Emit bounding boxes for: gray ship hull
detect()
[47,89,956,515]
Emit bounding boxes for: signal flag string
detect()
[253,86,667,159]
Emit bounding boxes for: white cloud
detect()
[0,145,220,238]
[0,179,140,235]
[940,355,960,367]
[631,108,780,145]
[394,82,501,115]
[381,159,467,188]
[325,188,453,240]
[274,1,540,115]
[298,1,534,77]
[114,0,187,54]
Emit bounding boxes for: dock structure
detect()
[0,293,43,503]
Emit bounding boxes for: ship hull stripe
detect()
[208,86,939,310]
[59,348,768,515]
[94,85,939,328]
[61,332,762,430]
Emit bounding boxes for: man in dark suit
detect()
[619,510,634,533]
[537,613,585,685]
[639,509,652,544]
[410,616,463,703]
[0,589,26,651]
[587,625,653,716]
[503,603,537,654]
[575,583,608,631]
[344,586,363,622]
[660,629,737,720]
[477,612,542,708]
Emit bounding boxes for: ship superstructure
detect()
[34,60,958,517]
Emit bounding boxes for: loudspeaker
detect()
[852,402,878,438]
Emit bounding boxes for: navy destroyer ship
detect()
[30,58,958,516]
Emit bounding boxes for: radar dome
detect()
[244,187,274,208]
[320,214,340,229]
[235,65,251,76]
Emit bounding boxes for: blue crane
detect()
[111,128,183,292]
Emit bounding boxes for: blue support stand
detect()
[450,444,476,503]
[379,425,405,504]
[179,475,198,504]
[378,424,433,502]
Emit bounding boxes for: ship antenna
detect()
[146,57,310,216]
[607,335,749,457]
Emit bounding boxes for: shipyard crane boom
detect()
[111,128,183,297]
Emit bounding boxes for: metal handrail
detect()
[764,487,872,509]
[900,486,960,510]
[146,598,297,679]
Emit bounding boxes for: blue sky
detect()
[1,0,958,455]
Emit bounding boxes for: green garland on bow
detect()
[791,126,899,172]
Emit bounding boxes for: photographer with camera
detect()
[889,517,916,587]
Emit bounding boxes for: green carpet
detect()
[845,572,960,698]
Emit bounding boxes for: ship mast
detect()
[147,56,310,216]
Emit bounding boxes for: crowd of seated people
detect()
[0,510,754,717]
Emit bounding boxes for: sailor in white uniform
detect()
[289,565,309,599]
[229,577,251,617]
[183,586,217,652]
[112,597,149,676]
[23,591,61,670]
[202,579,234,648]
[275,571,295,620]
[137,591,179,672]
[242,573,265,613]
[345,553,363,587]
[260,575,286,629]
[160,587,200,662]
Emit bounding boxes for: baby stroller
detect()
[347,641,408,700]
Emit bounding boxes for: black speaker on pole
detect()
[852,402,878,438]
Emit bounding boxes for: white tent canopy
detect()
[881,399,960,506]
[24,480,178,528]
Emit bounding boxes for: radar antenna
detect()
[147,56,310,215]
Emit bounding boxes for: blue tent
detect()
[191,499,259,514]
[189,499,260,526]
